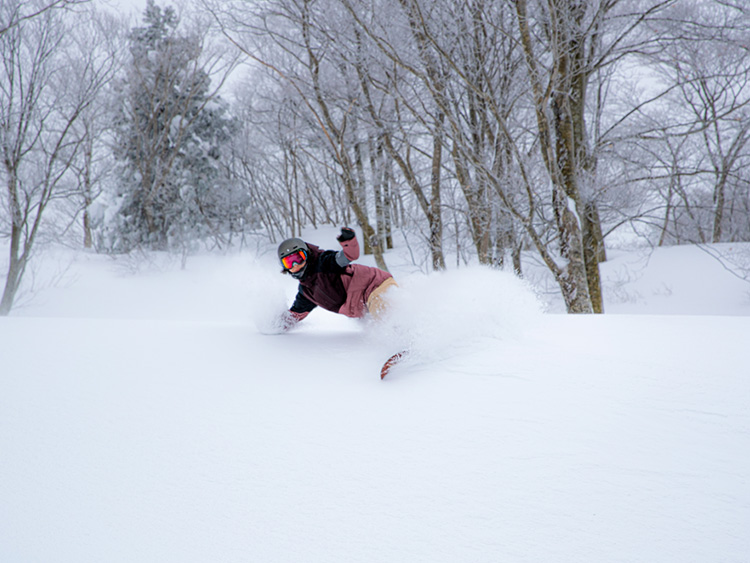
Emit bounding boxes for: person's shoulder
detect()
[316,248,346,272]
[305,242,322,255]
[303,243,324,264]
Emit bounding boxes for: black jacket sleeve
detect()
[290,288,317,314]
[316,249,348,274]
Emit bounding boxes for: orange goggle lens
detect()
[281,249,307,270]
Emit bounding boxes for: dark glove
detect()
[336,227,356,242]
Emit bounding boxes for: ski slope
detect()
[1,239,749,562]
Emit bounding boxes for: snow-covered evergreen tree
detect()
[109,0,238,252]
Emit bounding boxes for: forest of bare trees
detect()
[1,0,749,314]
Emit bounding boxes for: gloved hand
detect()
[280,310,308,331]
[336,227,360,262]
[336,227,356,242]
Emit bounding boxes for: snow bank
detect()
[602,244,750,315]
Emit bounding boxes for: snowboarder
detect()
[277,228,397,330]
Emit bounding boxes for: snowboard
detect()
[380,350,409,379]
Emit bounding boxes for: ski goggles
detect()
[281,249,307,270]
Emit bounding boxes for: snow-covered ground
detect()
[1,234,749,563]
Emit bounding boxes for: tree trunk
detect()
[429,118,446,270]
[515,0,593,313]
[452,140,491,264]
[383,151,394,250]
[1,166,26,315]
[0,225,24,316]
[582,201,605,312]
[712,171,727,243]
[83,209,93,249]
[369,135,386,251]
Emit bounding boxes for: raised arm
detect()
[335,227,360,266]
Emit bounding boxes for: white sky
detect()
[93,0,149,18]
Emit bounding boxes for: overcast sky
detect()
[95,0,149,17]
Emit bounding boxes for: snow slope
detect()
[1,239,749,563]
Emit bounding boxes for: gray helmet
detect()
[277,237,310,279]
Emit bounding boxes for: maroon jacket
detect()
[286,236,392,325]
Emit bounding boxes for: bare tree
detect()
[0,3,116,314]
[66,11,125,249]
[0,0,90,37]
[656,1,750,243]
[207,0,392,270]
[351,24,448,270]
[200,0,750,311]
[608,0,750,246]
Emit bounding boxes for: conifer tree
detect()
[111,0,236,252]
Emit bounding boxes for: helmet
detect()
[278,237,310,279]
